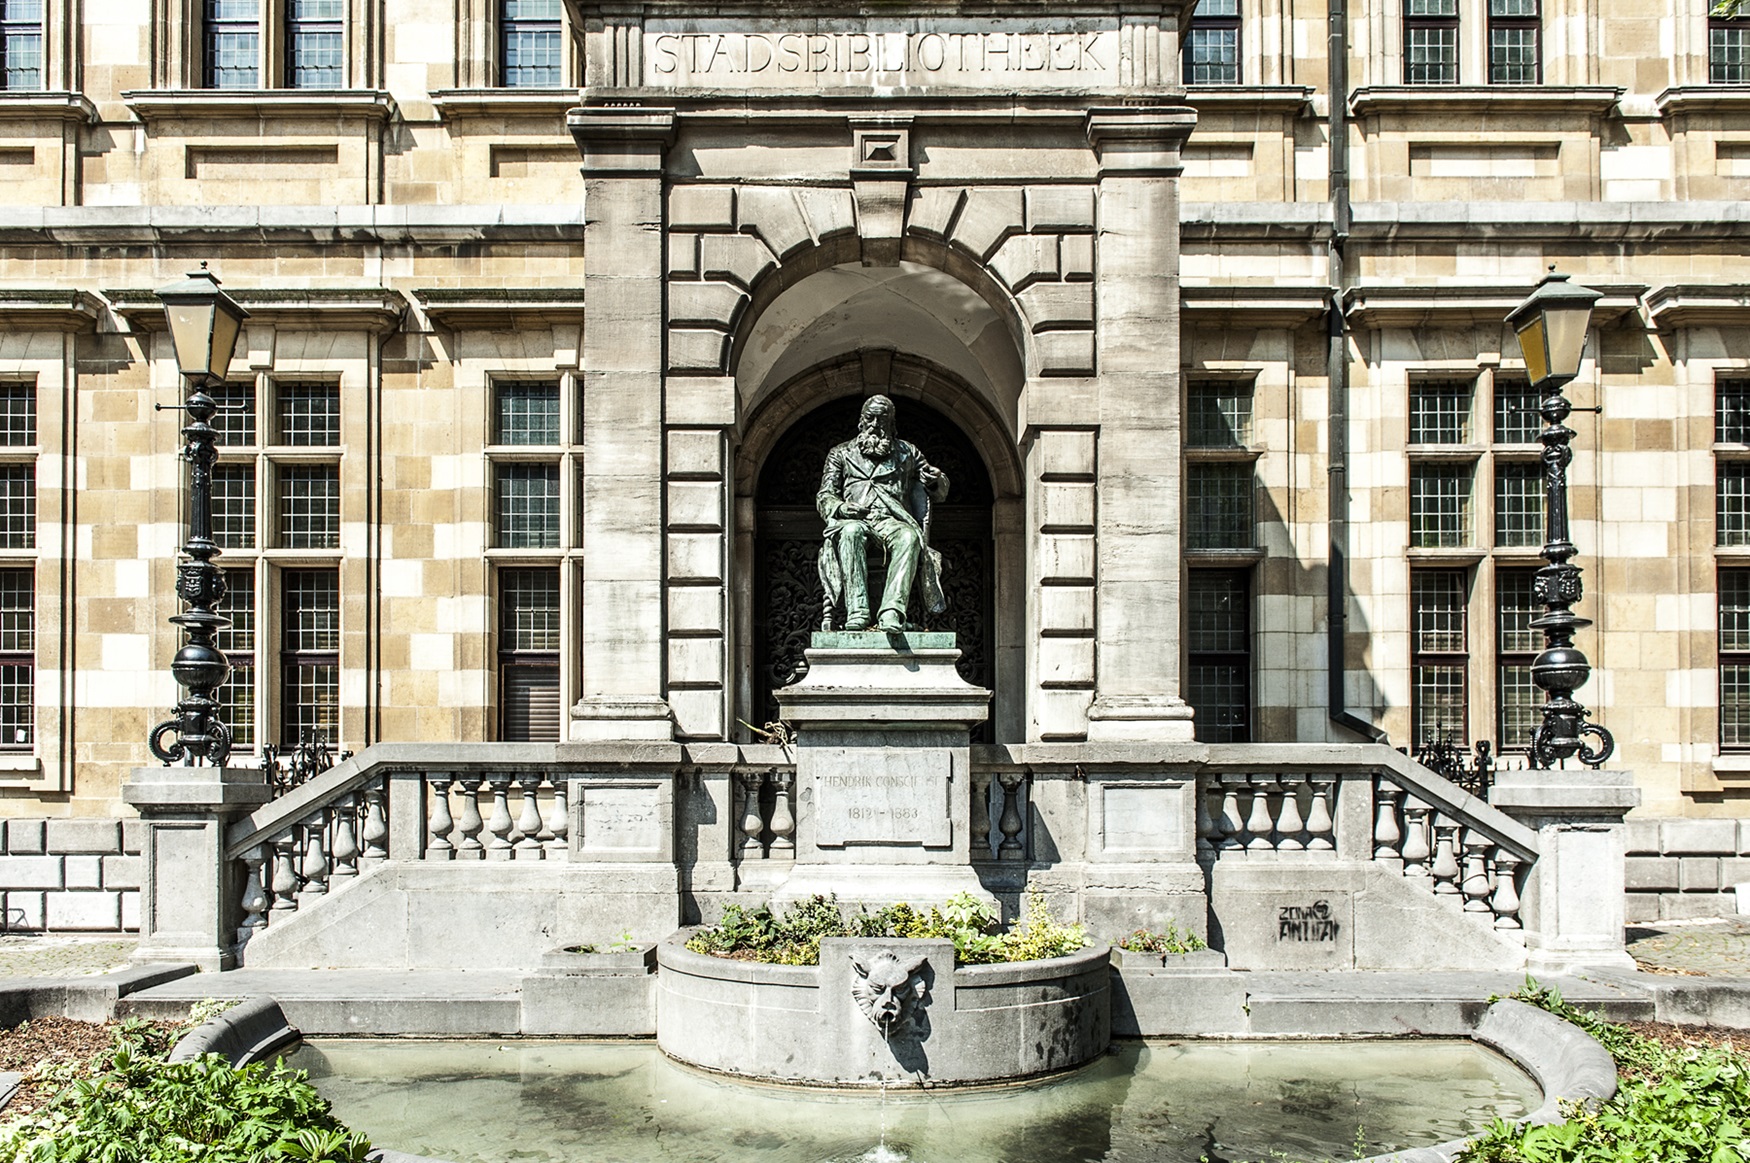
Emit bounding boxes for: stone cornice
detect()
[0,289,103,332]
[1348,200,1750,241]
[1655,86,1750,117]
[121,89,399,123]
[0,92,97,124]
[108,287,406,334]
[581,0,1190,15]
[1181,284,1329,328]
[1349,85,1622,117]
[0,206,586,247]
[415,287,588,329]
[1342,282,1647,329]
[1180,85,1314,116]
[430,88,582,120]
[1645,284,1750,328]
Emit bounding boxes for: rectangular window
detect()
[212,464,257,550]
[0,569,31,748]
[205,0,260,89]
[1409,378,1473,445]
[1719,379,1750,444]
[1412,569,1468,748]
[1183,0,1240,85]
[286,0,343,88]
[0,0,42,90]
[1494,462,1544,548]
[1487,0,1539,84]
[1722,461,1750,548]
[275,380,339,447]
[1713,16,1750,84]
[281,568,338,747]
[495,462,561,549]
[1724,569,1750,749]
[1186,462,1254,550]
[1187,379,1253,449]
[1497,567,1541,751]
[0,464,33,550]
[1404,0,1459,84]
[499,567,561,742]
[1493,377,1541,444]
[0,383,34,448]
[216,568,255,750]
[1186,569,1250,743]
[210,380,257,447]
[1410,463,1472,548]
[501,0,562,87]
[277,464,339,549]
[495,380,561,446]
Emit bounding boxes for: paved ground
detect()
[1626,917,1750,977]
[0,935,136,979]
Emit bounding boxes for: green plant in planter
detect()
[568,929,638,955]
[1116,923,1208,956]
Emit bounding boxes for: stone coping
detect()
[657,931,1109,985]
[168,996,301,1066]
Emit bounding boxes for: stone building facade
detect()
[0,0,1747,930]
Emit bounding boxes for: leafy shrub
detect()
[1116,923,1208,955]
[1456,979,1750,1163]
[0,1018,370,1163]
[685,891,1090,966]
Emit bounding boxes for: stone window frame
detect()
[483,370,580,743]
[1486,0,1540,84]
[1712,9,1750,85]
[166,0,362,90]
[0,378,36,755]
[0,0,43,90]
[1494,564,1540,753]
[447,0,581,89]
[279,565,340,748]
[1376,0,1553,88]
[1182,0,1241,85]
[1185,567,1251,744]
[1411,566,1471,749]
[205,371,346,756]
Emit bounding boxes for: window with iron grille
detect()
[286,0,342,87]
[204,0,260,88]
[1493,377,1541,444]
[0,465,33,550]
[275,380,339,447]
[1186,569,1250,743]
[1187,379,1253,449]
[495,380,561,446]
[1488,0,1539,83]
[1409,379,1473,445]
[216,568,255,751]
[1404,0,1459,84]
[210,380,256,447]
[281,568,338,747]
[0,0,42,90]
[277,464,339,549]
[1410,463,1472,548]
[0,383,33,448]
[495,462,561,549]
[1719,379,1750,444]
[1494,462,1544,548]
[212,464,256,550]
[1183,0,1240,84]
[1497,567,1540,751]
[1721,461,1750,548]
[502,0,562,86]
[500,567,560,742]
[1186,462,1254,550]
[1714,15,1750,84]
[1412,569,1468,748]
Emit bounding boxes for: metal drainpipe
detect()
[1326,0,1386,743]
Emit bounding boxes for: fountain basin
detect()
[655,935,1111,1086]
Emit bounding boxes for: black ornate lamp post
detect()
[1507,268,1613,769]
[147,266,249,767]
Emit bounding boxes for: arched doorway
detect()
[752,393,995,740]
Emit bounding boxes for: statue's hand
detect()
[919,465,943,486]
[840,503,866,519]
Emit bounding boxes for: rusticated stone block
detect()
[46,891,122,932]
[1680,856,1722,892]
[1020,281,1096,327]
[1624,855,1678,891]
[46,818,123,855]
[906,186,963,238]
[1661,818,1737,855]
[667,281,748,329]
[0,856,63,890]
[668,185,736,232]
[738,186,813,258]
[949,186,1024,260]
[666,327,730,373]
[1025,186,1096,232]
[6,821,43,856]
[1061,233,1095,279]
[63,856,103,890]
[1034,329,1096,376]
[792,187,856,241]
[699,234,777,290]
[990,234,1057,291]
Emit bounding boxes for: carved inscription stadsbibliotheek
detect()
[642,20,1121,89]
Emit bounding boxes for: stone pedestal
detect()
[124,765,273,972]
[774,632,992,907]
[1491,767,1640,975]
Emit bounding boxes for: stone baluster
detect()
[997,772,1025,861]
[1400,796,1433,877]
[426,776,456,860]
[1194,778,1216,856]
[1275,777,1306,852]
[739,773,765,859]
[1245,777,1276,852]
[1304,776,1336,851]
[298,816,329,901]
[236,845,269,953]
[1217,775,1247,850]
[328,794,359,884]
[360,782,389,867]
[1460,830,1493,913]
[486,776,516,859]
[769,773,796,857]
[269,830,299,919]
[1430,815,1462,897]
[456,778,486,859]
[1491,851,1524,931]
[1373,783,1404,868]
[515,775,546,859]
[970,771,993,859]
[546,779,570,857]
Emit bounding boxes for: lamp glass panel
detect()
[1515,317,1548,386]
[1543,305,1591,381]
[208,305,244,381]
[165,301,217,379]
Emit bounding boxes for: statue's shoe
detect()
[875,612,905,632]
[844,616,872,631]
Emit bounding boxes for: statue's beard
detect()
[856,426,893,459]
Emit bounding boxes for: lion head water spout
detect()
[851,950,928,1038]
